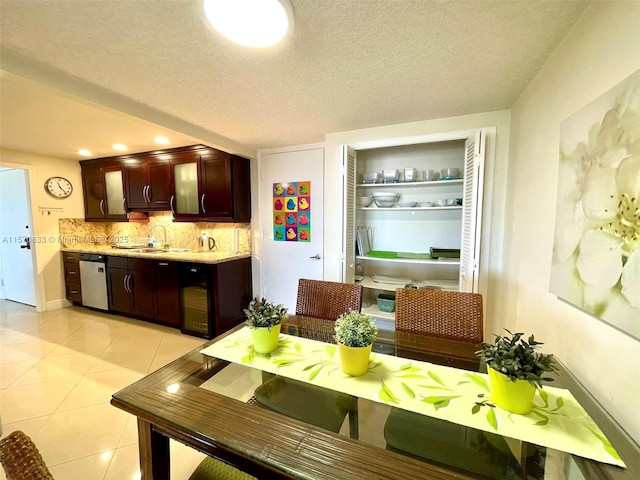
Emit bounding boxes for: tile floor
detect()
[1,299,391,479]
[0,299,209,479]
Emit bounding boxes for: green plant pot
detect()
[488,367,536,414]
[338,342,372,376]
[251,324,281,353]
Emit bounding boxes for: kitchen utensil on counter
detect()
[198,232,216,252]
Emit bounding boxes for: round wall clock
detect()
[44,176,73,198]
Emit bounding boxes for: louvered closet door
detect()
[459,130,485,293]
[341,145,357,283]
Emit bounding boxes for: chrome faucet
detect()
[148,224,168,249]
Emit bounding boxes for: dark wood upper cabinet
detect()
[80,161,128,221]
[80,145,250,222]
[125,157,173,211]
[171,146,251,222]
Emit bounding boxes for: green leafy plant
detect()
[243,297,287,330]
[476,329,558,388]
[334,311,378,347]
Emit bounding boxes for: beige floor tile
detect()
[155,334,206,359]
[117,415,139,447]
[47,450,112,480]
[34,403,129,466]
[56,367,146,412]
[10,351,99,387]
[96,340,162,370]
[0,339,58,364]
[0,358,38,388]
[103,443,140,480]
[1,416,50,439]
[0,376,79,424]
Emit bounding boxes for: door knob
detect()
[309,254,321,259]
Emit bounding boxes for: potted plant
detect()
[244,297,288,353]
[476,329,558,414]
[334,311,378,376]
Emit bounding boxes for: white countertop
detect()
[61,245,250,264]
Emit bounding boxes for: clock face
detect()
[44,177,73,198]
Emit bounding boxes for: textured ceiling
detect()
[0,0,589,157]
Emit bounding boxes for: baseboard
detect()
[45,298,72,311]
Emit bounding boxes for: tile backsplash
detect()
[59,212,251,253]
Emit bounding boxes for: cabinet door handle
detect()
[310,254,321,259]
[170,195,175,214]
[122,197,127,211]
[201,194,206,214]
[127,275,133,293]
[142,186,147,203]
[158,262,169,266]
[146,185,152,203]
[99,199,105,216]
[123,274,129,293]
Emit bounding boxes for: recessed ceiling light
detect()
[155,136,170,145]
[77,149,92,156]
[202,0,294,48]
[112,143,127,151]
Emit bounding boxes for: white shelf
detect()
[356,255,460,266]
[358,206,462,211]
[357,179,463,188]
[362,304,395,320]
[357,275,459,292]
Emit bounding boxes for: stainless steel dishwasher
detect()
[78,254,108,310]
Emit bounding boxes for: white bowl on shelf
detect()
[397,201,417,208]
[357,196,373,207]
[371,192,399,207]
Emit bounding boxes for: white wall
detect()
[324,110,511,338]
[507,2,640,444]
[0,148,84,310]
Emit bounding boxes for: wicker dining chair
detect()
[253,278,363,438]
[0,430,54,480]
[385,288,486,469]
[394,288,483,342]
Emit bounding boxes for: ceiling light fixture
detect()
[154,136,170,145]
[77,149,92,156]
[202,0,294,48]
[112,143,127,151]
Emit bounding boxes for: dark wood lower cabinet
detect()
[154,261,180,326]
[63,252,82,304]
[107,257,161,319]
[102,255,249,336]
[211,257,252,335]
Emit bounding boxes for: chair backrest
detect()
[295,278,363,321]
[395,288,483,343]
[0,430,54,480]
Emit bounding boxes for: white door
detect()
[260,147,324,312]
[0,168,37,305]
[459,130,485,293]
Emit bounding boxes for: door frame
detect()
[0,162,45,311]
[255,142,326,299]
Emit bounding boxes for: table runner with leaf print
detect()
[200,327,625,468]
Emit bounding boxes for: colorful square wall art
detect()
[550,69,640,340]
[273,181,311,242]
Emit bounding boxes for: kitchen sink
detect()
[131,248,167,254]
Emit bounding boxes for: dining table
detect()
[111,316,639,480]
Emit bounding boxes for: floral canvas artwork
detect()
[551,69,640,340]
